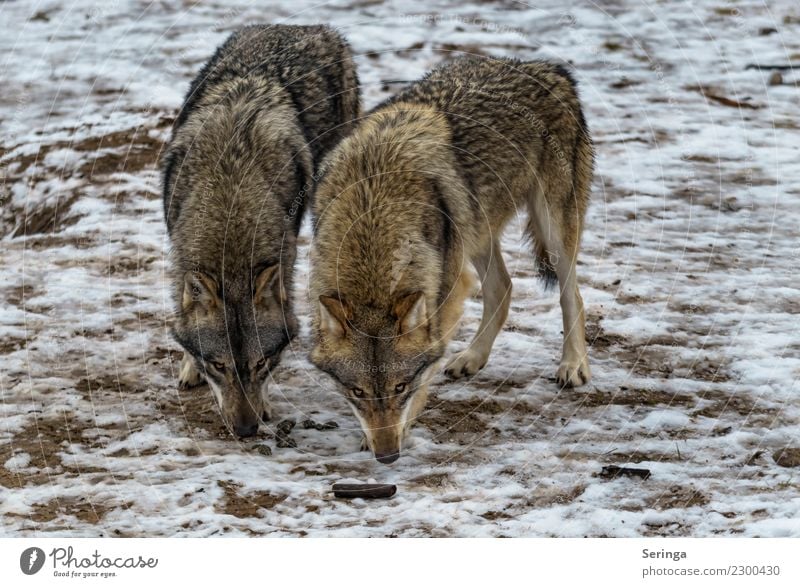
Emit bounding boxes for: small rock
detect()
[252,445,272,456]
[758,27,778,36]
[769,71,783,86]
[276,419,295,435]
[773,447,800,467]
[745,450,764,466]
[301,418,339,431]
[276,436,297,449]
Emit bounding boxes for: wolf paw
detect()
[555,356,591,388]
[178,354,204,390]
[360,434,370,452]
[444,348,487,379]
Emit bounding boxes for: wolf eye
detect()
[211,362,226,371]
[351,387,364,398]
[256,358,267,370]
[395,383,406,394]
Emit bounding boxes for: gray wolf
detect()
[309,56,592,462]
[163,24,359,437]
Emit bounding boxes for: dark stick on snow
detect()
[332,483,397,499]
[745,64,797,70]
[600,465,651,480]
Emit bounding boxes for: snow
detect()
[1,0,799,537]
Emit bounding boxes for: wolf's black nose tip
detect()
[235,423,259,438]
[375,451,400,464]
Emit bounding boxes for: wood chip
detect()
[332,483,397,499]
[600,465,651,480]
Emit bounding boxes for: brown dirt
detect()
[5,284,39,307]
[693,390,778,419]
[579,386,695,409]
[2,121,171,177]
[409,472,451,488]
[0,336,28,354]
[524,484,587,509]
[12,193,82,237]
[773,448,800,468]
[0,414,81,487]
[647,485,709,510]
[419,395,530,443]
[585,315,626,350]
[215,480,286,518]
[13,497,128,524]
[481,510,513,520]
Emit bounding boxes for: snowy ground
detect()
[1,0,799,537]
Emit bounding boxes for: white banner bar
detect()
[1,538,798,586]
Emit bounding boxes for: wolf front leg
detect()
[444,239,511,378]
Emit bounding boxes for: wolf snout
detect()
[375,450,400,465]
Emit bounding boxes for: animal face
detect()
[310,291,441,463]
[172,266,295,437]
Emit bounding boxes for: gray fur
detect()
[163,24,360,437]
[309,56,593,462]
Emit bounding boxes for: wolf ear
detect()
[182,271,220,311]
[254,264,285,307]
[393,291,427,335]
[318,295,351,339]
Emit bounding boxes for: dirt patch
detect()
[215,480,286,518]
[155,385,232,440]
[773,448,800,468]
[420,395,528,443]
[75,375,128,398]
[75,127,164,177]
[0,376,178,488]
[524,484,586,509]
[18,497,126,524]
[5,284,39,308]
[0,413,85,487]
[15,233,97,251]
[579,386,695,409]
[12,193,82,237]
[686,359,730,383]
[108,255,158,276]
[647,485,709,510]
[604,451,684,464]
[409,472,451,488]
[0,336,28,355]
[621,346,676,378]
[585,316,627,350]
[2,126,166,177]
[481,509,513,520]
[693,390,777,419]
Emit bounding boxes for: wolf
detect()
[162,24,359,437]
[309,57,593,463]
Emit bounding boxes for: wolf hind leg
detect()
[178,352,204,390]
[527,195,590,387]
[444,239,511,378]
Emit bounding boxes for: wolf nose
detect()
[235,422,259,438]
[375,451,400,465]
